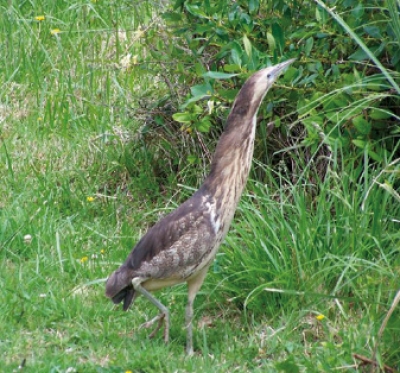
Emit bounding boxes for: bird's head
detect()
[247,58,296,107]
[230,59,296,119]
[105,264,137,310]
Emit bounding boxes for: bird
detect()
[105,58,296,355]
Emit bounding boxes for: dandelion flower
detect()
[125,370,133,373]
[87,196,95,202]
[316,314,325,321]
[80,256,89,263]
[35,15,45,21]
[51,28,61,35]
[100,249,105,255]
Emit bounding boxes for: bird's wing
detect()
[105,191,216,306]
[127,191,216,279]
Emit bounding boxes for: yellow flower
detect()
[80,256,89,263]
[125,370,133,373]
[35,15,45,21]
[50,28,61,35]
[316,314,325,321]
[100,249,105,255]
[86,196,95,202]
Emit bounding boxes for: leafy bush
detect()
[139,0,400,186]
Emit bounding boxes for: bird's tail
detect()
[105,265,136,311]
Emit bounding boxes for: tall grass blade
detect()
[314,0,400,94]
[387,0,400,44]
[56,231,64,274]
[1,140,14,182]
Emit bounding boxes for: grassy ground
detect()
[1,1,400,372]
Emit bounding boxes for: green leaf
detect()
[302,114,324,129]
[191,83,212,97]
[182,95,208,108]
[184,3,207,18]
[315,6,321,22]
[367,148,383,162]
[154,115,164,125]
[332,97,350,108]
[315,0,400,94]
[305,37,314,56]
[353,115,371,135]
[391,49,400,65]
[297,99,309,116]
[240,14,254,33]
[161,12,182,22]
[272,23,284,52]
[366,82,388,91]
[351,3,364,18]
[197,118,212,133]
[202,71,238,79]
[249,0,260,14]
[218,88,239,101]
[187,155,198,164]
[369,108,392,120]
[266,32,276,53]
[243,34,252,57]
[216,27,229,37]
[192,105,203,114]
[275,356,300,373]
[173,0,185,9]
[363,26,381,38]
[349,44,385,61]
[172,112,193,123]
[352,139,367,148]
[223,64,241,72]
[231,47,242,66]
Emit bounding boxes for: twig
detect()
[371,289,400,373]
[18,358,26,370]
[361,158,400,211]
[353,353,396,373]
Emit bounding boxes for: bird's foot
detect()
[139,312,169,343]
[186,345,194,356]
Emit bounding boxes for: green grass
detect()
[1,0,400,372]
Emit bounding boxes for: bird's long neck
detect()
[204,114,256,202]
[201,84,265,220]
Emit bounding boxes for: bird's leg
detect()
[186,267,209,355]
[185,295,195,355]
[133,282,170,343]
[139,312,166,339]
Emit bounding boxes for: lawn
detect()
[1,1,399,372]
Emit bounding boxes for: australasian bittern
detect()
[105,59,295,355]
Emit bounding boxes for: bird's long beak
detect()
[269,58,296,80]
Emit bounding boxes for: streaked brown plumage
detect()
[105,59,295,355]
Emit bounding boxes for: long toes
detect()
[148,321,163,339]
[138,313,166,340]
[139,313,164,330]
